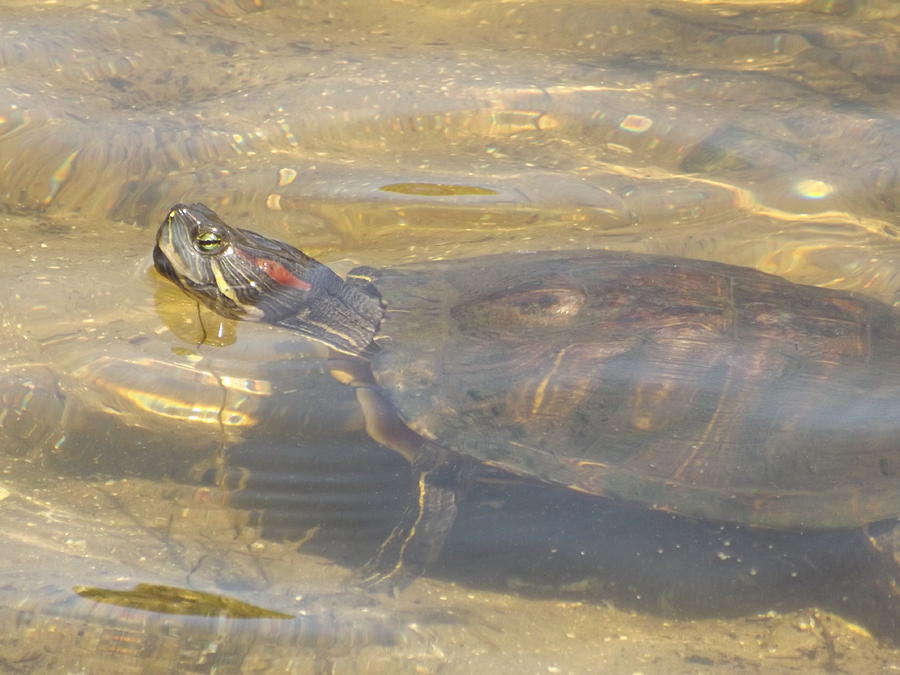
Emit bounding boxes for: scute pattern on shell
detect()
[366,250,900,530]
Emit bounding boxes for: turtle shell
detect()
[366,250,900,530]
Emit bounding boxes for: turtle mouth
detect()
[152,243,180,284]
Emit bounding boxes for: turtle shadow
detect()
[223,438,898,646]
[435,481,899,644]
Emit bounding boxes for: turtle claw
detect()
[348,511,438,595]
[350,560,415,597]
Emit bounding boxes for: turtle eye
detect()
[194,230,226,254]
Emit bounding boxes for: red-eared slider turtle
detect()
[153,203,900,598]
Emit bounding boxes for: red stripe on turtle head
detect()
[256,257,312,291]
[235,249,312,291]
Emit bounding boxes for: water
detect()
[1,0,899,672]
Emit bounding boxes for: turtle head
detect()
[154,203,384,356]
[153,203,236,312]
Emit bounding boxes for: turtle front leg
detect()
[354,442,472,593]
[344,383,473,592]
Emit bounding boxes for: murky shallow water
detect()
[2,0,900,672]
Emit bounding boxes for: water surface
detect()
[1,0,900,672]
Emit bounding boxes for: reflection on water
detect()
[1,0,900,671]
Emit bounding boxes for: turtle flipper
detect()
[353,443,470,593]
[343,384,471,591]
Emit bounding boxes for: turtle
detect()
[153,202,900,604]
